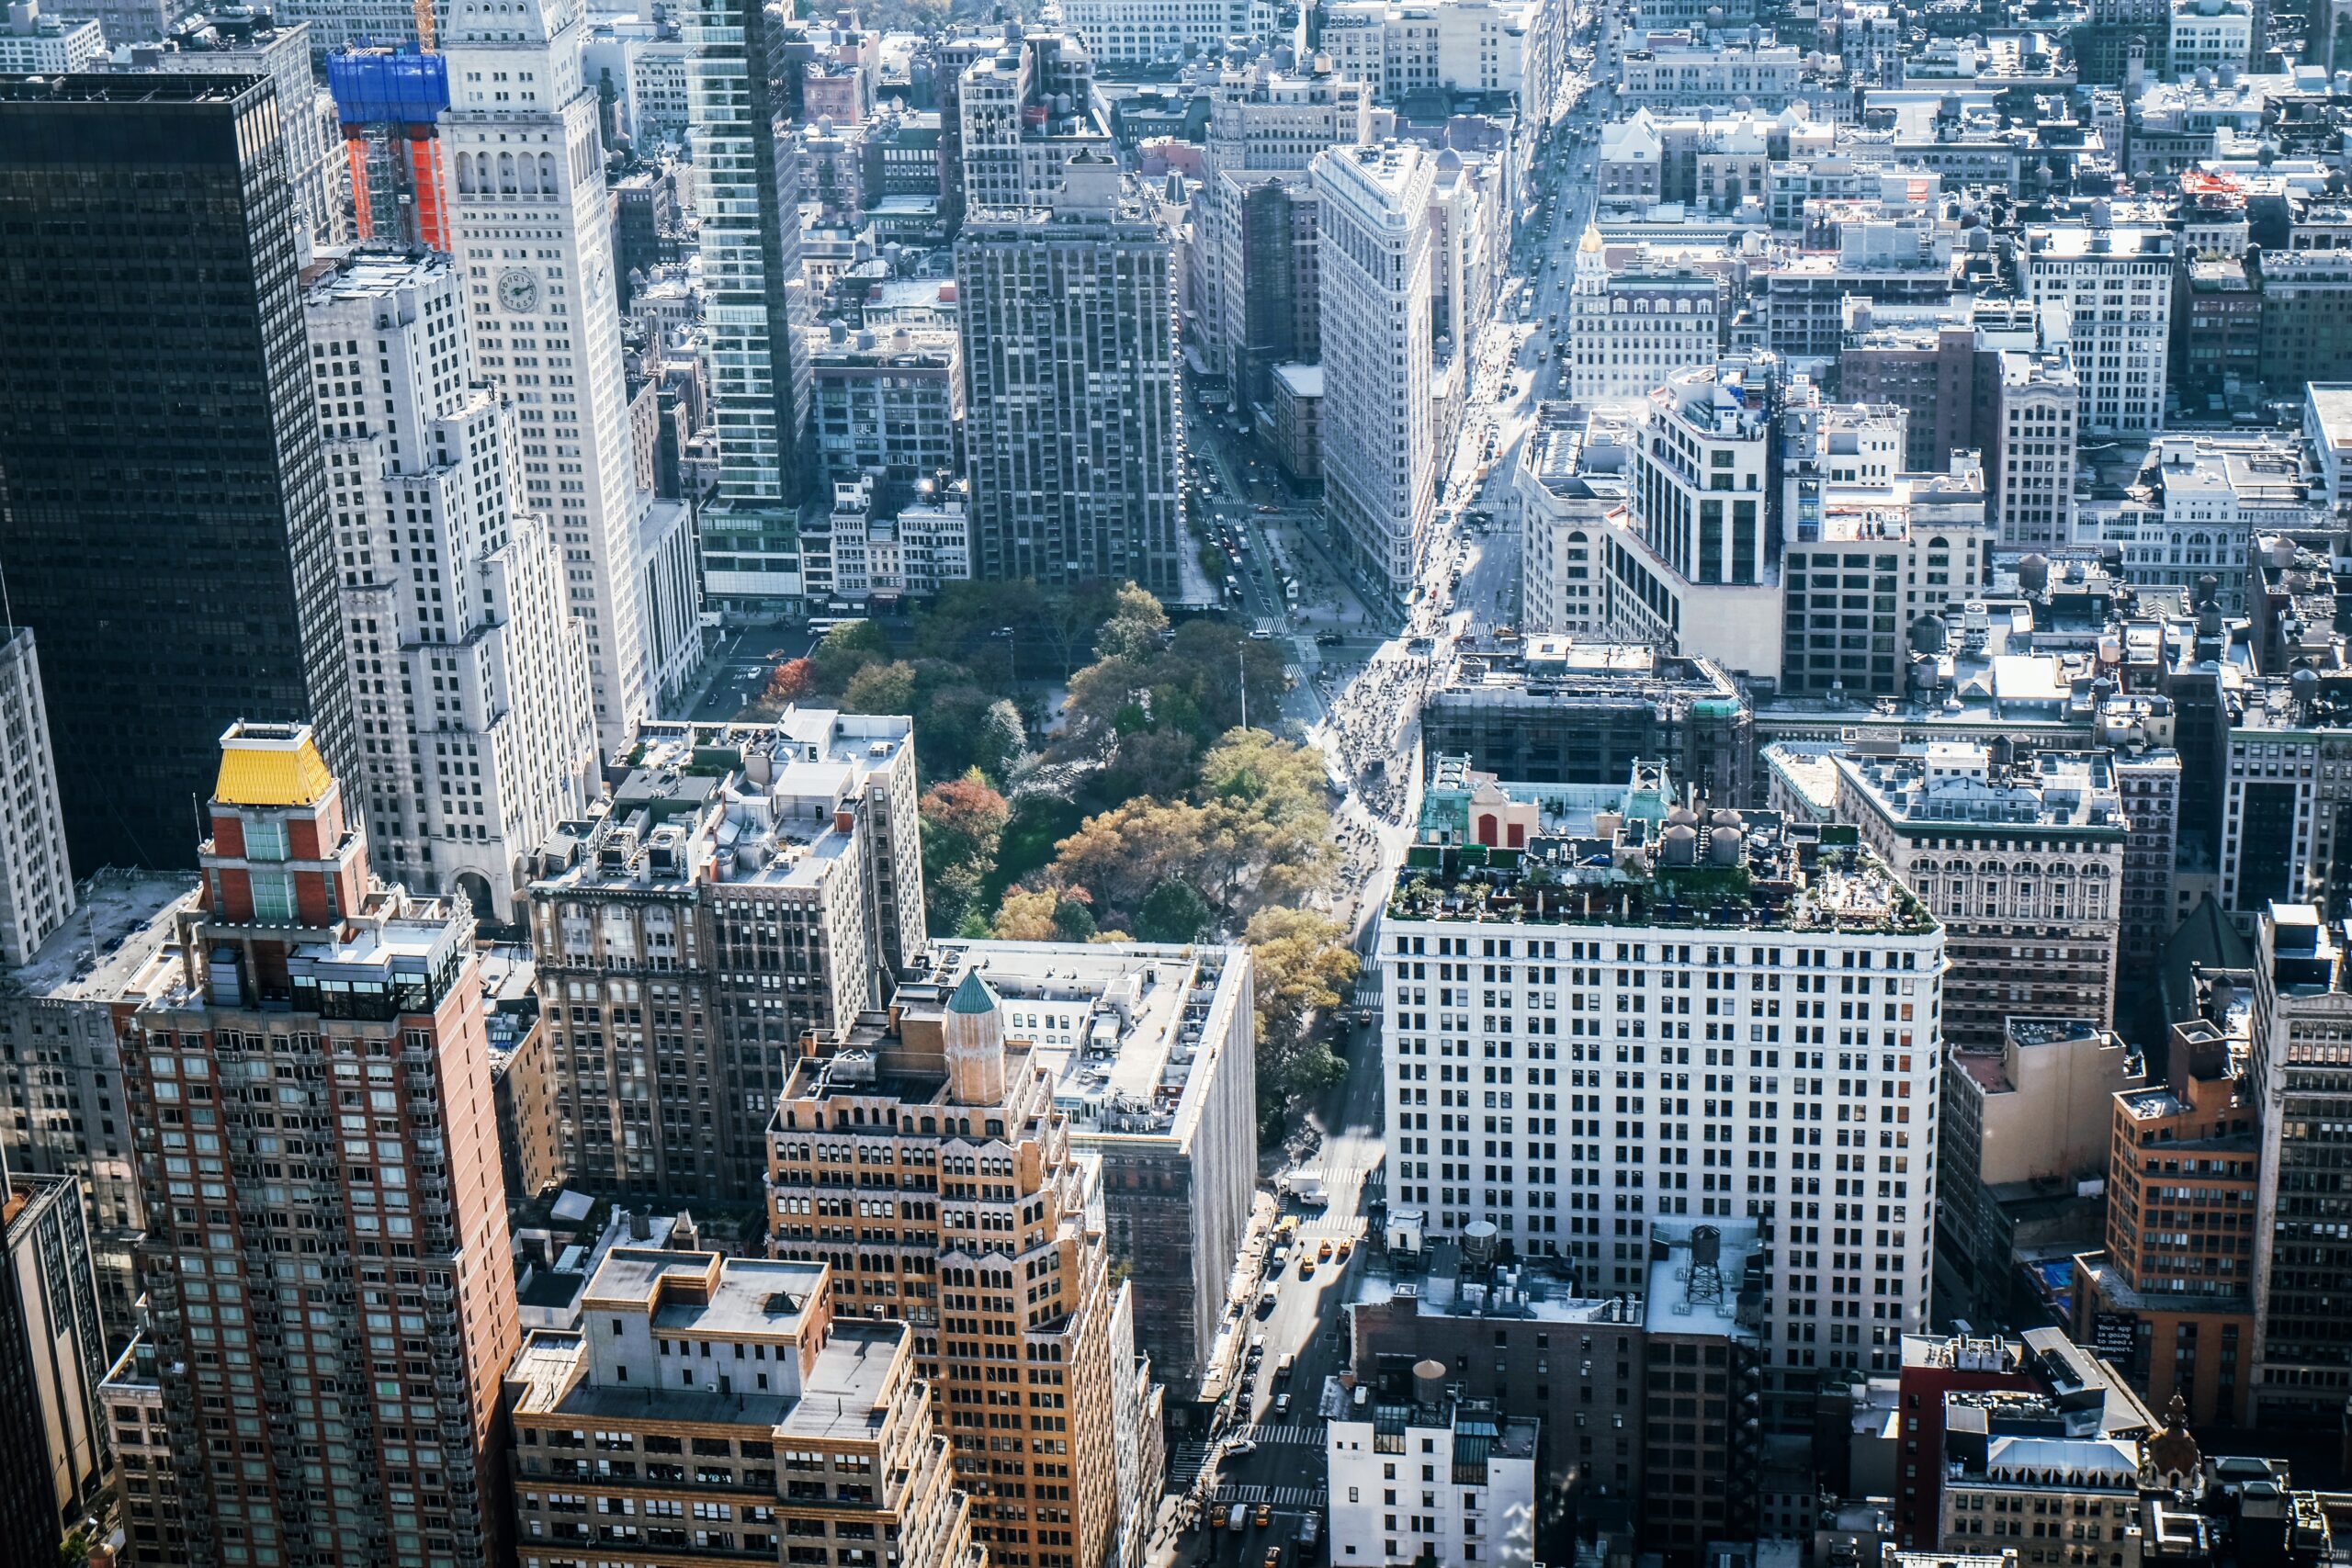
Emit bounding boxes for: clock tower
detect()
[441,0,672,750]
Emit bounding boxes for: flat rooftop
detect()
[922,940,1248,1144]
[2024,223,2174,258]
[584,1249,827,1338]
[537,709,914,895]
[1395,763,1932,936]
[5,870,196,1000]
[1644,1218,1761,1340]
[1437,638,1744,708]
[289,903,467,984]
[0,72,266,105]
[1833,744,2124,832]
[2307,382,2352,441]
[508,1314,907,1438]
[1351,1241,1642,1325]
[784,1319,906,1440]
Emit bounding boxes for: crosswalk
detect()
[1235,1422,1324,1448]
[1210,1483,1329,1509]
[1168,1442,1212,1489]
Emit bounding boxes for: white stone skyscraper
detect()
[303,249,599,921]
[442,0,662,747]
[0,627,72,967]
[1315,140,1436,603]
[686,0,812,615]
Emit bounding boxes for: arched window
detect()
[1476,813,1498,846]
[539,152,558,192]
[456,151,474,193]
[498,151,516,192]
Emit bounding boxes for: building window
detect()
[251,872,296,924]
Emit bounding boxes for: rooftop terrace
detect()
[1389,761,1932,934]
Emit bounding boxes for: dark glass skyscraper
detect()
[0,74,354,871]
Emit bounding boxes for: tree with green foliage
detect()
[989,794,1085,906]
[975,698,1028,782]
[1053,592,1288,767]
[810,618,893,693]
[1051,890,1099,942]
[843,658,918,716]
[1034,580,1123,674]
[1246,907,1358,1106]
[1136,878,1212,943]
[909,682,999,781]
[1092,581,1170,662]
[1046,728,1336,932]
[919,771,1011,935]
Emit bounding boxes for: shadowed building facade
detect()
[0,74,354,872]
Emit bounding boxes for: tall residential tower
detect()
[957,156,1182,596]
[119,724,519,1568]
[687,0,812,616]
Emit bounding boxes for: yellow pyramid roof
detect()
[213,723,334,808]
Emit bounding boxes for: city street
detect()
[680,626,822,721]
[1150,51,1611,1568]
[1154,1011,1387,1568]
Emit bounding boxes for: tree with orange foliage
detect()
[763,658,817,706]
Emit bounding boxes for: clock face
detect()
[497,268,540,314]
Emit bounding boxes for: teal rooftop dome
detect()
[948,969,1000,1014]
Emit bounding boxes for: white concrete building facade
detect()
[0,4,103,74]
[1328,1395,1538,1568]
[303,250,599,920]
[2021,224,2174,437]
[1601,357,1783,679]
[1316,140,1438,601]
[1378,761,1945,1405]
[444,0,662,750]
[1057,0,1269,62]
[1320,0,1570,124]
[1566,224,1729,403]
[0,629,73,969]
[1374,761,1947,1410]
